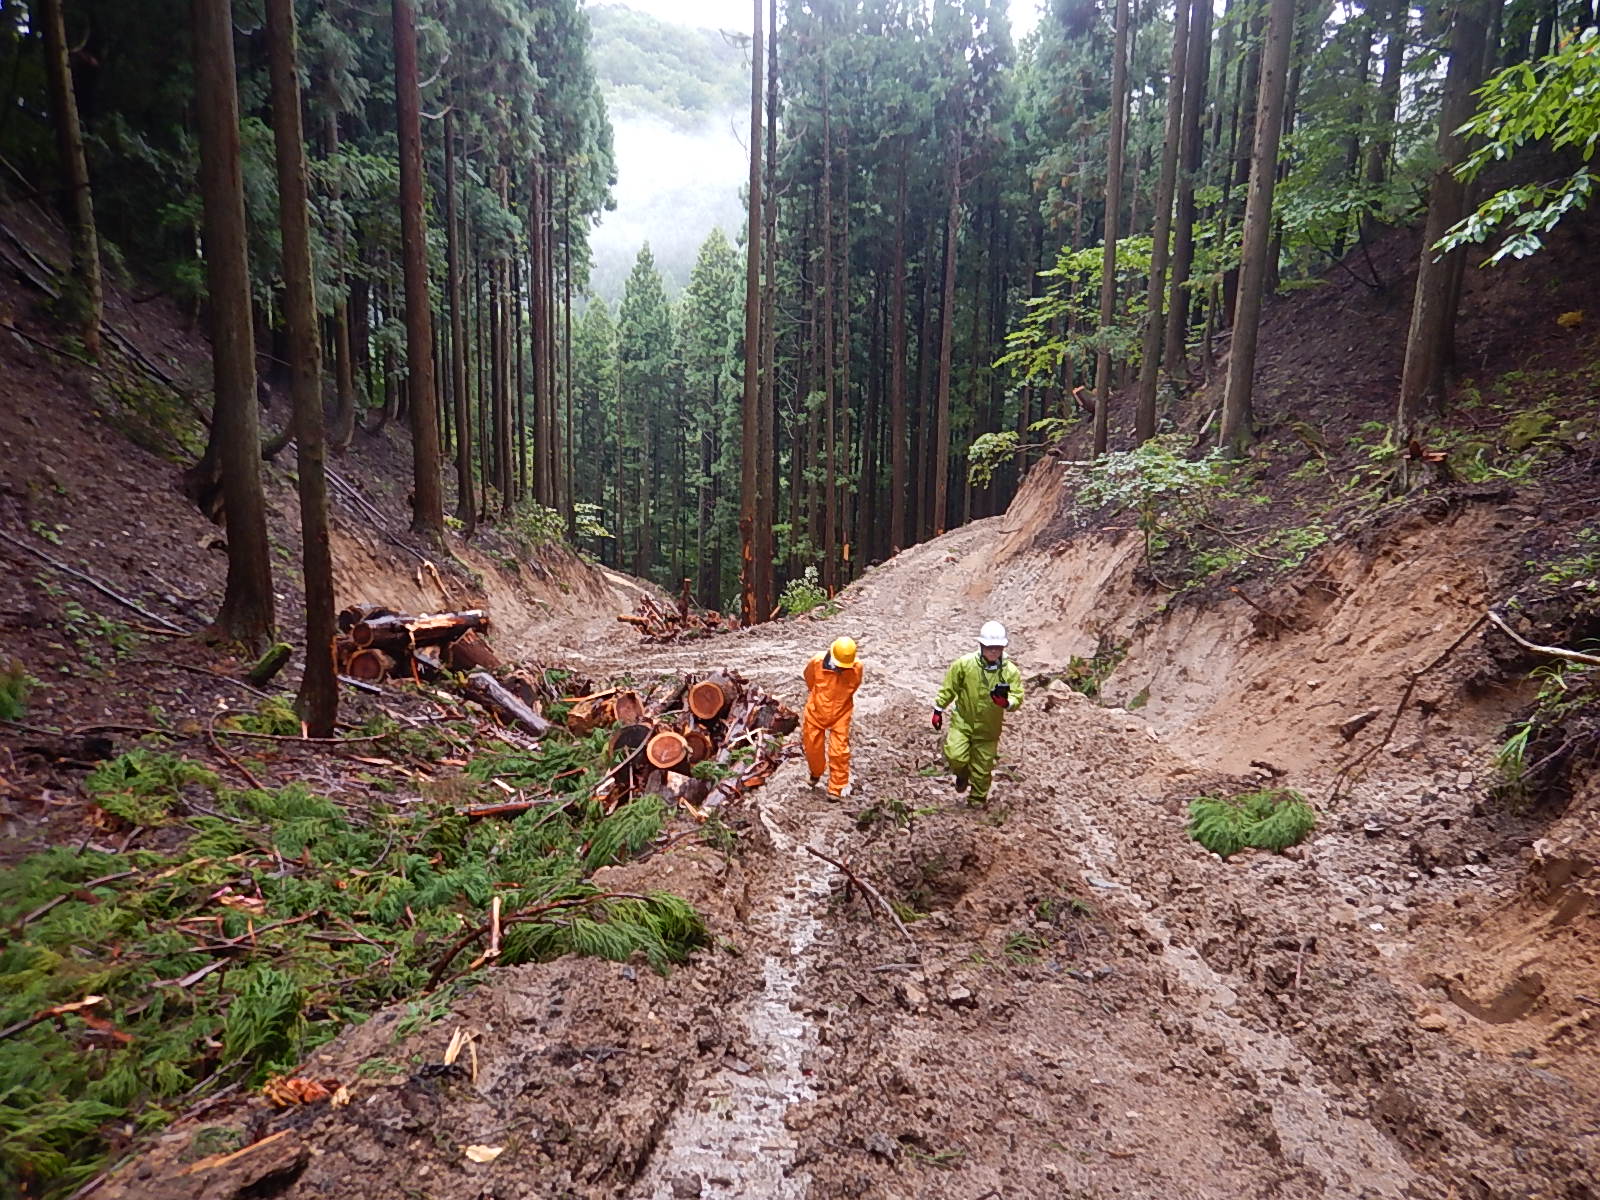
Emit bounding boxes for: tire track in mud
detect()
[1063,809,1419,1197]
[632,795,836,1199]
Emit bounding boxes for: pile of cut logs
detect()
[334,604,499,685]
[618,579,741,643]
[581,669,797,817]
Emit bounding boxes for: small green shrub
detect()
[779,566,829,616]
[0,659,39,721]
[1188,788,1316,858]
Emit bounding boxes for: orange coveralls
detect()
[802,652,863,796]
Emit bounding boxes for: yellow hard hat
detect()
[830,636,857,668]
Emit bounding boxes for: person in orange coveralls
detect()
[802,636,863,799]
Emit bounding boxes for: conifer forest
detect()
[2,0,1600,1196]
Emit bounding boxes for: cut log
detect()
[351,609,489,651]
[609,723,652,755]
[463,670,554,736]
[566,691,617,736]
[688,672,738,720]
[614,690,647,725]
[445,631,500,672]
[345,647,394,683]
[645,729,689,770]
[684,728,715,765]
[337,603,398,633]
[247,642,293,686]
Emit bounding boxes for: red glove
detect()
[992,692,1008,707]
[931,709,943,730]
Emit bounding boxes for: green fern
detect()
[1188,789,1316,858]
[84,750,218,826]
[221,966,305,1084]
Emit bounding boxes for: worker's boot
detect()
[952,771,969,794]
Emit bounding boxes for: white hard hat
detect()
[978,620,1008,647]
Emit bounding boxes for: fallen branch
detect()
[1486,609,1600,668]
[0,528,185,631]
[1228,585,1290,630]
[804,844,917,949]
[205,714,264,790]
[1328,613,1488,802]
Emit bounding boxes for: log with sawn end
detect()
[463,671,555,736]
[351,610,490,652]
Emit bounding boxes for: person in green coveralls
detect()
[931,621,1024,804]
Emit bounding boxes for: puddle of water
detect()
[636,799,831,1199]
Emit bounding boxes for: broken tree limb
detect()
[1328,613,1488,802]
[247,642,293,686]
[0,528,185,631]
[1486,609,1600,668]
[463,671,554,736]
[804,845,918,948]
[445,631,500,672]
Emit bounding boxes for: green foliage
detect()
[1187,789,1317,858]
[996,236,1155,385]
[588,4,747,128]
[221,695,300,737]
[778,566,830,617]
[56,603,142,672]
[1441,28,1600,264]
[1060,640,1128,699]
[1534,527,1600,588]
[84,750,219,826]
[0,659,38,721]
[220,968,305,1085]
[0,712,730,1195]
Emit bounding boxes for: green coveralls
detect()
[935,651,1024,801]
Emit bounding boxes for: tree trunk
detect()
[933,129,960,536]
[445,110,474,534]
[756,0,778,619]
[1163,0,1211,378]
[820,65,838,592]
[391,0,444,538]
[192,0,274,651]
[739,0,764,625]
[1134,0,1190,444]
[325,109,357,453]
[1221,12,1264,328]
[1360,0,1407,240]
[1219,0,1296,455]
[888,141,908,555]
[265,0,335,735]
[39,0,101,358]
[1397,0,1492,433]
[1092,0,1131,458]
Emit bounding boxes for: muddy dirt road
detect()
[577,525,1598,1200]
[108,520,1598,1200]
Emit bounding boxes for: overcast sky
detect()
[594,0,1045,40]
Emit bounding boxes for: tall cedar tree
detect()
[1092,0,1130,458]
[264,0,336,734]
[740,0,764,625]
[1396,0,1493,434]
[1220,0,1297,455]
[191,0,274,651]
[38,0,101,358]
[392,0,445,537]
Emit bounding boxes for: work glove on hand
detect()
[931,709,943,730]
[991,691,1008,707]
